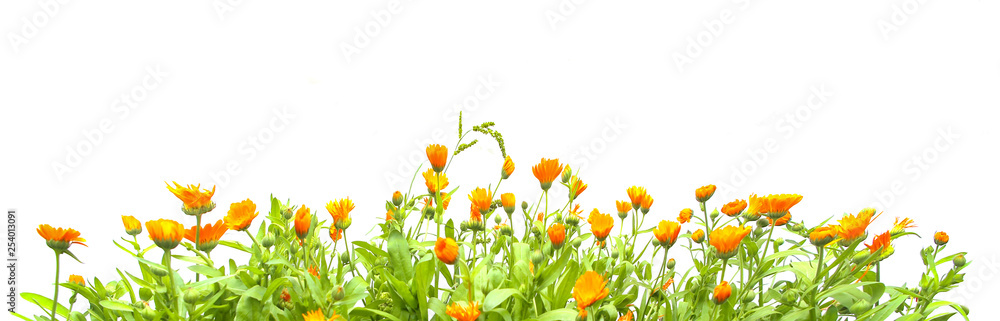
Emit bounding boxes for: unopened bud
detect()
[561,166,572,184]
[139,287,153,301]
[710,209,719,219]
[953,255,966,267]
[531,250,544,265]
[333,286,345,301]
[183,288,201,304]
[521,201,529,211]
[392,191,403,207]
[262,234,275,248]
[667,258,676,269]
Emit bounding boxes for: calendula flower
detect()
[713,281,731,304]
[934,231,949,246]
[501,156,515,179]
[326,198,355,230]
[307,265,319,278]
[751,194,803,219]
[422,169,450,194]
[678,208,693,224]
[588,209,614,241]
[662,278,674,291]
[329,227,343,242]
[768,213,791,227]
[865,231,895,262]
[532,158,564,191]
[468,187,493,215]
[37,225,87,252]
[577,309,588,321]
[639,194,654,214]
[385,209,394,222]
[809,226,838,247]
[695,184,717,203]
[469,203,483,223]
[709,225,752,260]
[548,223,566,249]
[426,144,448,173]
[294,206,312,241]
[836,209,879,246]
[720,199,747,217]
[568,176,588,201]
[68,274,85,287]
[224,199,258,231]
[691,229,705,243]
[435,237,458,264]
[653,220,681,247]
[501,193,515,214]
[618,310,635,321]
[184,220,227,252]
[537,212,544,222]
[122,215,142,236]
[616,200,631,218]
[626,186,646,210]
[573,271,610,310]
[145,219,184,250]
[441,192,452,210]
[890,217,916,236]
[280,289,291,302]
[165,182,216,215]
[446,301,481,321]
[302,308,340,321]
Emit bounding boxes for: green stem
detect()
[163,249,177,312]
[50,251,61,321]
[195,214,202,282]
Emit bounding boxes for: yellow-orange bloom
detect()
[446,301,481,321]
[468,187,493,215]
[713,281,731,304]
[165,182,216,215]
[768,213,791,227]
[890,217,916,236]
[325,198,355,226]
[750,194,803,219]
[934,231,949,246]
[865,230,893,254]
[662,278,674,291]
[588,209,614,241]
[122,215,142,236]
[426,144,448,173]
[809,225,838,247]
[294,206,312,241]
[37,225,87,252]
[836,208,879,245]
[678,208,693,224]
[469,203,483,222]
[329,227,343,242]
[532,158,564,191]
[720,199,747,217]
[501,156,515,179]
[548,223,566,248]
[709,225,751,260]
[302,308,340,321]
[307,265,319,278]
[626,186,647,210]
[616,200,631,216]
[422,169,450,194]
[184,219,227,252]
[145,219,184,250]
[691,229,705,243]
[68,274,85,287]
[653,220,681,247]
[435,237,458,264]
[618,310,635,321]
[639,194,654,214]
[501,193,515,214]
[695,184,717,203]
[573,271,610,310]
[224,199,258,231]
[568,176,588,201]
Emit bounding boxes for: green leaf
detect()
[188,264,223,277]
[387,230,414,281]
[534,308,578,321]
[99,300,134,312]
[483,288,521,311]
[21,292,69,318]
[351,307,403,321]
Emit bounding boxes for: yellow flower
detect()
[691,229,705,243]
[890,217,916,236]
[573,271,610,310]
[446,301,481,321]
[713,281,731,304]
[750,194,803,219]
[639,194,654,214]
[145,219,184,250]
[183,219,227,252]
[302,308,340,321]
[809,225,838,247]
[626,186,647,210]
[294,206,312,241]
[548,223,566,248]
[865,230,893,255]
[422,169,449,194]
[653,220,681,247]
[532,158,564,191]
[307,265,319,278]
[68,274,85,287]
[329,227,343,242]
[501,156,515,179]
[836,209,879,246]
[326,198,355,229]
[468,187,493,215]
[435,237,458,264]
[695,184,717,203]
[37,225,87,252]
[588,209,614,241]
[768,213,791,227]
[122,215,142,236]
[568,175,588,201]
[709,225,751,260]
[501,193,516,214]
[165,182,216,215]
[934,231,949,246]
[426,144,448,173]
[615,200,631,217]
[224,199,258,231]
[618,310,635,321]
[720,199,747,217]
[678,208,693,224]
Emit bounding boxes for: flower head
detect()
[750,194,803,219]
[426,144,448,173]
[446,301,481,321]
[573,271,610,310]
[639,194,654,214]
[768,213,791,227]
[588,209,614,241]
[302,309,339,321]
[329,227,343,242]
[307,265,319,278]
[568,176,588,201]
[501,193,515,215]
[809,225,838,247]
[326,198,355,230]
[626,186,647,210]
[145,219,184,250]
[548,223,566,248]
[720,199,747,217]
[435,237,458,264]
[618,310,635,321]
[678,208,693,224]
[468,187,493,215]
[422,169,449,194]
[615,200,631,217]
[165,182,216,215]
[653,220,681,247]
[709,225,752,260]
[865,230,895,262]
[122,215,142,236]
[68,274,85,287]
[532,158,564,191]
[691,229,705,243]
[836,208,879,246]
[695,184,717,203]
[294,206,312,241]
[934,231,949,246]
[501,156,515,179]
[37,225,87,252]
[890,217,916,236]
[713,281,731,304]
[184,219,227,252]
[224,199,258,231]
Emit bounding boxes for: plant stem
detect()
[50,251,61,321]
[195,214,202,282]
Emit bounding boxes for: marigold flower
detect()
[294,206,312,241]
[548,223,566,248]
[695,184,717,203]
[713,281,731,304]
[588,209,614,241]
[422,169,449,194]
[678,208,693,224]
[568,176,588,201]
[537,212,544,222]
[37,225,87,252]
[122,215,142,236]
[501,156,515,179]
[618,310,635,321]
[325,198,355,226]
[752,194,803,219]
[890,217,916,236]
[691,229,705,243]
[934,231,949,246]
[68,274,85,287]
[532,158,564,191]
[768,213,791,227]
[435,237,458,264]
[469,203,483,223]
[626,186,647,210]
[836,209,879,246]
[573,271,610,310]
[809,225,838,247]
[446,301,481,321]
[468,187,493,215]
[720,199,747,217]
[866,231,893,254]
[662,278,674,291]
[302,308,339,321]
[709,225,751,260]
[653,220,681,247]
[224,199,258,231]
[329,227,343,242]
[501,193,515,214]
[145,219,184,250]
[426,144,448,173]
[184,220,227,252]
[639,194,654,214]
[165,182,216,215]
[616,200,631,217]
[385,209,394,222]
[307,265,319,278]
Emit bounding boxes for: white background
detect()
[3,0,999,317]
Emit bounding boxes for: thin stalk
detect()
[50,251,61,321]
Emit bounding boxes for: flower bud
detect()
[753,226,764,237]
[853,251,870,265]
[392,191,403,207]
[140,305,157,319]
[500,224,514,236]
[954,254,966,267]
[139,287,153,301]
[710,209,720,219]
[521,201,529,211]
[151,266,169,277]
[531,250,544,265]
[494,215,502,225]
[290,242,299,254]
[611,249,619,259]
[262,234,275,248]
[571,238,583,248]
[423,205,435,220]
[282,207,294,220]
[333,286,345,301]
[789,223,803,232]
[774,238,784,247]
[667,258,676,270]
[566,214,580,227]
[531,226,542,236]
[561,166,572,184]
[183,288,201,304]
[341,251,351,265]
[651,238,660,247]
[850,300,871,314]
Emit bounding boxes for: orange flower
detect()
[662,278,674,291]
[302,308,339,321]
[38,225,87,252]
[468,187,493,215]
[615,200,631,216]
[501,156,515,179]
[548,223,566,248]
[122,215,142,236]
[532,158,564,191]
[695,184,717,203]
[325,198,355,227]
[720,199,747,217]
[678,208,693,224]
[750,194,803,219]
[184,219,227,252]
[470,203,483,222]
[165,182,216,215]
[537,212,544,222]
[426,144,448,173]
[639,194,654,214]
[809,225,838,247]
[653,220,681,247]
[934,231,949,246]
[68,274,85,287]
[385,209,395,221]
[501,193,515,214]
[224,199,258,231]
[713,281,731,304]
[435,237,458,264]
[691,229,705,243]
[329,227,343,242]
[709,225,751,260]
[446,301,481,321]
[441,192,452,210]
[836,208,879,245]
[890,217,916,235]
[768,213,791,227]
[307,265,319,278]
[588,209,614,241]
[626,186,647,210]
[572,271,610,310]
[865,230,893,255]
[422,169,450,194]
[391,191,403,206]
[280,289,291,302]
[618,310,635,321]
[568,176,588,201]
[145,219,184,250]
[294,206,312,241]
